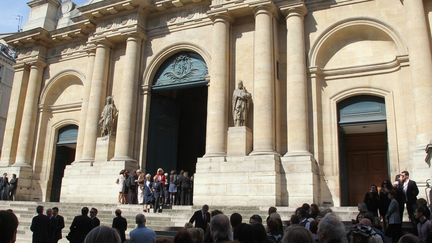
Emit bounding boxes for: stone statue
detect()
[232,81,252,127]
[99,96,118,136]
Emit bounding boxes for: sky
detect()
[0,0,88,34]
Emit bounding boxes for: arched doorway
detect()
[146,51,208,176]
[50,125,78,202]
[338,95,389,206]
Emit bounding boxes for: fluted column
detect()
[205,14,230,157]
[0,64,29,166]
[81,42,110,161]
[251,6,276,154]
[404,0,432,145]
[14,61,46,166]
[75,51,96,161]
[113,34,143,161]
[285,6,310,156]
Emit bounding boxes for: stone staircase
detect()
[0,201,360,243]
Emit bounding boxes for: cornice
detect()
[27,0,60,8]
[3,28,51,48]
[76,0,151,22]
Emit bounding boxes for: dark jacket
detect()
[68,215,92,243]
[405,180,419,204]
[31,214,50,243]
[90,217,100,229]
[112,216,128,242]
[53,215,65,241]
[189,210,210,231]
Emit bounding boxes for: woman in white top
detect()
[116,170,126,204]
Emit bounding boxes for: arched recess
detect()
[329,88,399,206]
[33,70,84,201]
[139,43,211,170]
[143,48,209,178]
[309,17,408,71]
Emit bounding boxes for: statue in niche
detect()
[232,81,252,127]
[99,96,118,136]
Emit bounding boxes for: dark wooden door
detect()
[344,132,388,206]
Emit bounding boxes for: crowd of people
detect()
[0,172,18,200]
[1,170,431,243]
[116,168,194,213]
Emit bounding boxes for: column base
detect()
[249,150,279,156]
[60,160,138,203]
[203,152,227,158]
[280,153,319,207]
[111,156,137,163]
[194,155,282,206]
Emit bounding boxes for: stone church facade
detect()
[1,0,431,206]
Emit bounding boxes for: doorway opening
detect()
[50,125,78,202]
[338,95,389,206]
[146,51,208,176]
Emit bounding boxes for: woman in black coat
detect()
[364,184,380,217]
[379,179,393,228]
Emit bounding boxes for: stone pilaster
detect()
[14,61,46,166]
[251,6,276,155]
[75,50,95,161]
[0,64,29,166]
[81,42,111,162]
[205,14,231,157]
[113,34,144,161]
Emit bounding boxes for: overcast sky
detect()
[0,0,89,34]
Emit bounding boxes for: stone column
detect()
[81,42,110,162]
[75,50,95,161]
[14,61,46,166]
[0,64,29,166]
[113,34,143,161]
[285,7,310,156]
[251,6,276,154]
[404,0,432,146]
[205,14,230,157]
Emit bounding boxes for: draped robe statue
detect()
[232,81,252,127]
[99,96,118,136]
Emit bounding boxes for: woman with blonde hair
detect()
[143,173,153,213]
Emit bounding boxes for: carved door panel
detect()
[345,133,388,206]
[146,95,180,175]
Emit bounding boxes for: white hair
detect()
[318,213,347,243]
[84,226,121,243]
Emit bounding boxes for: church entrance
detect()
[50,125,78,202]
[338,96,389,206]
[146,51,208,176]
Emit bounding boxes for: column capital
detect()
[281,4,307,19]
[125,32,146,42]
[253,4,277,17]
[209,13,233,23]
[28,60,47,69]
[13,63,28,72]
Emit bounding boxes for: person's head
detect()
[36,205,44,214]
[136,213,146,226]
[317,213,346,243]
[171,170,176,175]
[90,208,98,218]
[115,209,122,217]
[397,234,421,243]
[310,204,320,217]
[136,169,142,175]
[249,214,263,224]
[296,208,309,220]
[267,212,282,234]
[235,223,254,243]
[0,210,19,243]
[174,229,193,243]
[183,171,188,177]
[415,205,428,220]
[357,202,368,213]
[202,204,209,213]
[290,214,301,225]
[230,213,242,229]
[154,176,159,182]
[210,214,232,242]
[187,227,204,243]
[119,169,125,175]
[400,171,410,182]
[251,223,267,243]
[388,189,397,199]
[268,206,277,215]
[381,179,392,190]
[211,209,223,217]
[46,208,53,217]
[282,225,314,243]
[84,225,121,243]
[12,174,16,179]
[157,168,164,175]
[81,207,89,216]
[146,173,151,180]
[369,184,377,192]
[52,207,59,216]
[302,203,311,212]
[359,218,372,226]
[416,198,428,207]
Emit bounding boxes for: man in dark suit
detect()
[189,204,210,231]
[52,207,65,243]
[89,207,100,229]
[400,170,419,222]
[30,205,50,243]
[112,209,128,242]
[67,207,92,243]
